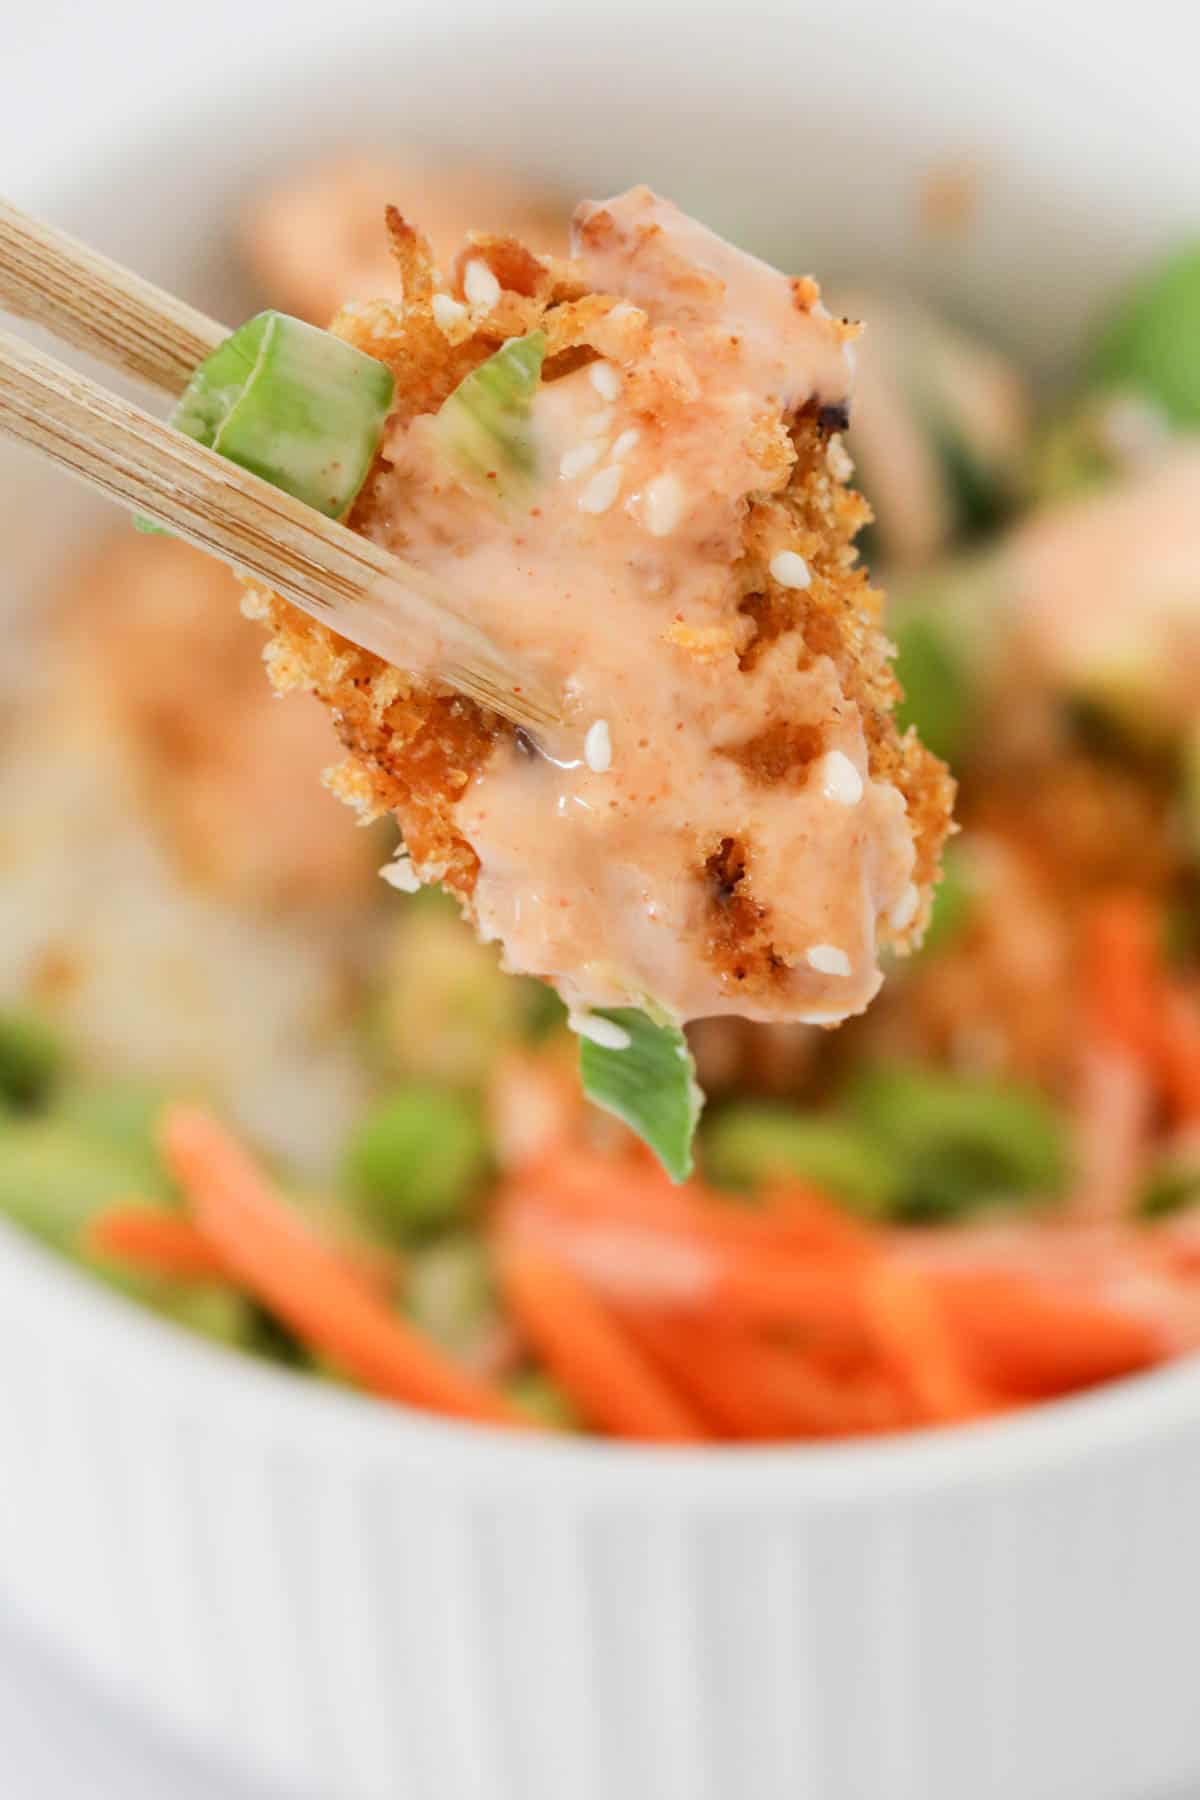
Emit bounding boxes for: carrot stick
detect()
[161,1106,523,1428]
[1084,893,1164,1064]
[86,1204,230,1281]
[929,1267,1162,1396]
[626,1312,904,1440]
[87,1198,403,1300]
[861,1262,997,1424]
[496,1243,709,1443]
[1156,985,1200,1124]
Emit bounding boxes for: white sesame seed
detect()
[890,882,920,932]
[643,472,686,537]
[610,428,640,461]
[431,292,467,333]
[379,854,422,893]
[817,748,863,807]
[584,718,612,773]
[582,409,615,438]
[464,258,501,309]
[589,361,622,401]
[578,466,623,515]
[806,944,852,977]
[560,442,604,480]
[568,1010,632,1051]
[770,549,811,590]
[827,439,854,482]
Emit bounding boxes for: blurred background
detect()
[3,1,1200,1795]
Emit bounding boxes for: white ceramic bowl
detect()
[3,6,1200,1797]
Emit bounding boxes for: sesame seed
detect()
[827,439,854,482]
[431,292,467,333]
[464,259,500,309]
[610,428,640,461]
[589,361,622,401]
[806,944,852,977]
[560,442,604,480]
[379,854,422,893]
[568,1010,632,1051]
[890,882,920,932]
[817,748,863,807]
[584,718,613,773]
[578,466,623,515]
[769,549,811,590]
[643,472,686,536]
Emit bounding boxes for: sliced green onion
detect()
[578,1007,702,1183]
[138,310,394,532]
[432,331,546,500]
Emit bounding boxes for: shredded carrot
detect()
[861,1262,998,1424]
[929,1267,1162,1397]
[496,1243,708,1443]
[86,1205,230,1282]
[1084,893,1164,1065]
[161,1106,523,1429]
[1156,985,1200,1124]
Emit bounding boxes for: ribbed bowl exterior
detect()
[1,1226,1199,1800]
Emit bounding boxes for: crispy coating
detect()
[248,211,954,1000]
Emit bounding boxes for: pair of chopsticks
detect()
[0,198,559,732]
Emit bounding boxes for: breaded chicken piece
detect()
[248,188,953,1028]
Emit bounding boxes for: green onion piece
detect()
[1087,243,1200,427]
[702,1102,899,1215]
[0,1007,65,1111]
[138,310,394,531]
[432,331,546,500]
[578,1007,702,1184]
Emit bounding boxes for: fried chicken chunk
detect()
[249,187,953,1027]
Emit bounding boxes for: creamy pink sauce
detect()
[1011,445,1200,733]
[367,188,917,1025]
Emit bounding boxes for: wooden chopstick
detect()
[0,326,559,731]
[0,197,561,733]
[0,198,227,396]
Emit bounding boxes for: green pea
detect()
[344,1086,490,1242]
[702,1103,899,1216]
[1088,243,1200,427]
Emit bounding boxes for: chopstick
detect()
[0,327,557,729]
[0,199,560,733]
[0,198,227,396]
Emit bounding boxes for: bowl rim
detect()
[4,1217,1197,1507]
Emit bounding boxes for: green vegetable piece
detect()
[0,1120,160,1251]
[432,331,546,499]
[505,1368,582,1431]
[344,1086,490,1241]
[405,1233,496,1357]
[702,1102,898,1214]
[1088,244,1200,427]
[578,1007,702,1184]
[0,1008,65,1110]
[56,1079,168,1178]
[849,1063,1068,1221]
[893,612,970,769]
[140,310,394,530]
